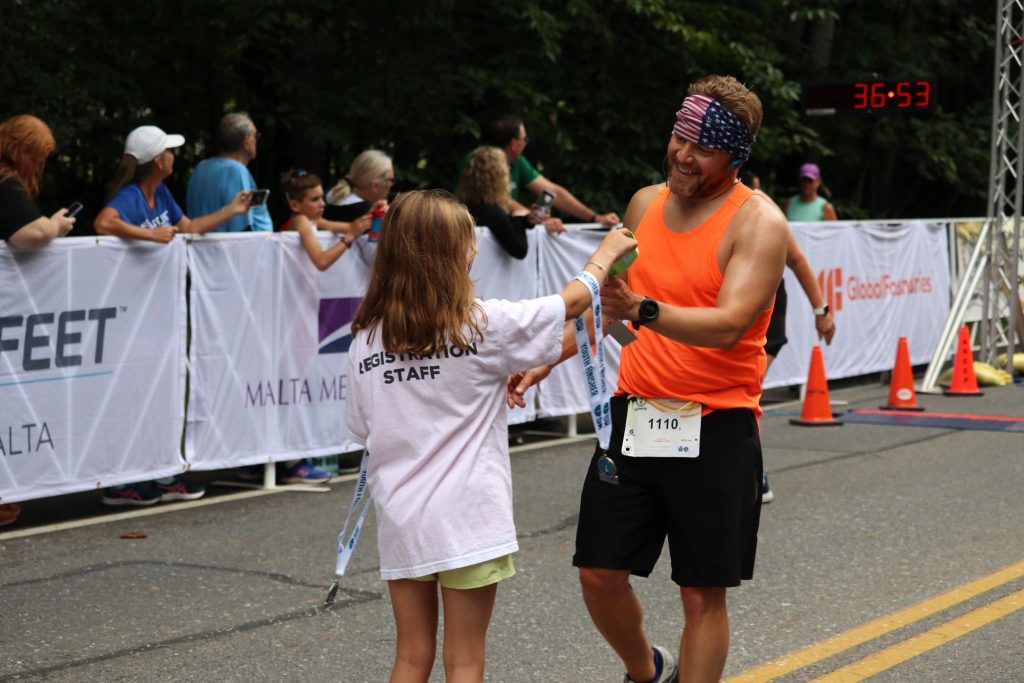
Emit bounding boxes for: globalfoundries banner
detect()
[0,238,187,503]
[185,233,371,469]
[765,220,950,388]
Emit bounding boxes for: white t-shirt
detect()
[346,295,565,580]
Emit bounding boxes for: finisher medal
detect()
[597,452,619,485]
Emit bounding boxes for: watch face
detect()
[640,299,659,321]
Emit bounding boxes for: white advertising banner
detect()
[185,233,369,470]
[535,229,622,418]
[765,221,950,388]
[472,227,538,302]
[0,220,954,503]
[471,227,541,424]
[0,238,187,503]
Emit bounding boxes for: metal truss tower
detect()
[922,0,1024,391]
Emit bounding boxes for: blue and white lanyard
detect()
[573,271,612,452]
[325,450,371,605]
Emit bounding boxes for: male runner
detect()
[514,74,788,683]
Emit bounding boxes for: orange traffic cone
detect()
[944,325,984,396]
[790,345,843,426]
[881,337,924,411]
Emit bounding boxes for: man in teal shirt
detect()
[187,113,272,232]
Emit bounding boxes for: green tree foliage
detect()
[0,0,995,229]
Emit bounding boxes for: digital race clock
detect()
[802,79,935,116]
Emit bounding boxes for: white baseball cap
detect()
[124,125,185,164]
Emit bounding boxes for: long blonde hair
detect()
[352,190,484,355]
[456,146,510,208]
[327,149,393,203]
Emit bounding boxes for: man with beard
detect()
[512,75,787,682]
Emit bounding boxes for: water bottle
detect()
[368,206,386,242]
[609,231,639,276]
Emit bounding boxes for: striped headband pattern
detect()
[673,94,756,163]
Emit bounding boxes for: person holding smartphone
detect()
[186,112,272,233]
[0,114,76,527]
[0,114,76,250]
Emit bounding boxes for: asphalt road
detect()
[1,381,1022,682]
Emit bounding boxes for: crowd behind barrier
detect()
[1,219,963,504]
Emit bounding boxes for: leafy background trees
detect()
[0,0,995,229]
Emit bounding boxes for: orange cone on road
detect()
[944,325,984,396]
[881,337,924,411]
[790,345,843,426]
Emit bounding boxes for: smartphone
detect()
[249,189,270,207]
[536,190,556,220]
[66,201,84,218]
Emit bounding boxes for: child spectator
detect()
[345,189,636,681]
[236,170,371,484]
[279,169,370,270]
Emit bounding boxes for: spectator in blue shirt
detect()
[186,113,272,232]
[93,124,251,507]
[94,125,250,244]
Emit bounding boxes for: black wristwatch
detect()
[634,297,660,328]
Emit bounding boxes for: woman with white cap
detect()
[784,162,837,221]
[94,125,249,507]
[94,125,251,242]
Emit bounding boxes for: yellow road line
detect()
[726,559,1024,682]
[809,588,1024,682]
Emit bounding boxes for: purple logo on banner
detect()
[318,298,362,354]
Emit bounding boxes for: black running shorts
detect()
[573,394,763,587]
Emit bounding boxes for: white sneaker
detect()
[623,645,678,683]
[762,472,775,504]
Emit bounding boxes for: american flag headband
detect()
[672,95,755,164]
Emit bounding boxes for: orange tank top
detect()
[617,183,772,415]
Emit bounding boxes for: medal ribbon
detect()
[334,450,371,577]
[573,271,612,452]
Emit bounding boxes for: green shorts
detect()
[410,554,516,589]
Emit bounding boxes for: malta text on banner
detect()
[185,233,371,470]
[0,238,187,503]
